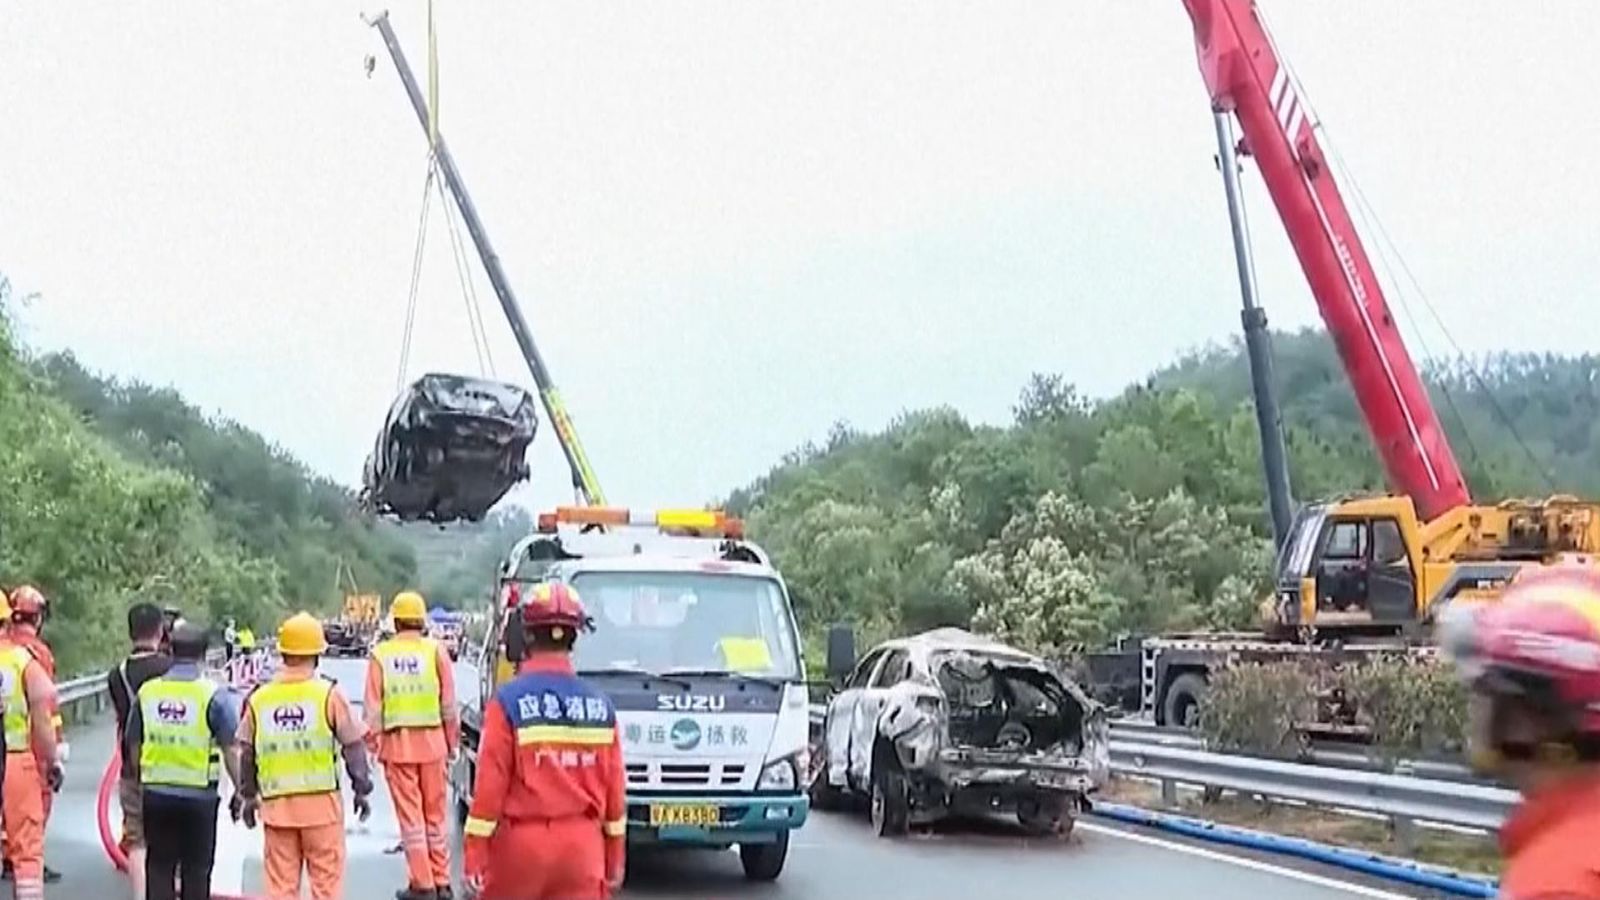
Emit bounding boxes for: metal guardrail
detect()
[1108,719,1483,785]
[808,703,1514,846]
[57,672,112,725]
[1110,739,1517,846]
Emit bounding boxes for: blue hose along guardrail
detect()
[1091,803,1497,898]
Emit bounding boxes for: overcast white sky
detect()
[2,2,1596,510]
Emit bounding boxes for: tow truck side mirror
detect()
[824,623,856,683]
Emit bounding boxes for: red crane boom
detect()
[1180,0,1471,521]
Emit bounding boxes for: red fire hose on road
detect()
[99,740,259,899]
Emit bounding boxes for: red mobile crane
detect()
[1095,1,1600,727]
[1184,0,1470,521]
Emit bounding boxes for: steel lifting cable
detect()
[1256,7,1555,491]
[395,160,438,392]
[433,169,498,376]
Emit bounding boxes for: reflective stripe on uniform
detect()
[139,677,222,788]
[464,816,497,838]
[603,819,626,837]
[249,678,338,799]
[373,637,443,729]
[514,725,614,746]
[0,645,33,751]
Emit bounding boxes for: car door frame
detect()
[846,648,911,791]
[824,647,886,791]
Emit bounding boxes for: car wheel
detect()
[807,741,845,812]
[869,746,910,838]
[1017,796,1071,838]
[738,832,789,881]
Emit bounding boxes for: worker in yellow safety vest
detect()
[236,612,373,900]
[366,591,459,900]
[0,589,59,900]
[128,622,242,900]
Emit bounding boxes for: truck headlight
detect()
[757,758,797,791]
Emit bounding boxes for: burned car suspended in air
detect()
[360,373,538,524]
[811,628,1108,837]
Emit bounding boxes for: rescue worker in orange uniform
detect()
[1441,564,1600,898]
[464,583,626,899]
[3,586,64,886]
[366,591,459,900]
[236,612,375,900]
[0,589,59,900]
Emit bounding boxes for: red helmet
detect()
[1443,565,1600,735]
[519,582,593,633]
[8,585,47,618]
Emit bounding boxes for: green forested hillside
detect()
[0,276,416,672]
[730,329,1600,657]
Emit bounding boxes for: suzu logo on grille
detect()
[272,704,309,732]
[670,718,702,751]
[156,700,189,723]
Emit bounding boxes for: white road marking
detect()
[1077,821,1414,899]
[211,811,252,896]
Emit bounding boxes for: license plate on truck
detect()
[649,803,720,827]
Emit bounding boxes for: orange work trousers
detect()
[3,753,45,900]
[263,822,345,900]
[482,818,607,900]
[385,761,451,890]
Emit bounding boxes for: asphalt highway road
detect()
[45,657,1445,898]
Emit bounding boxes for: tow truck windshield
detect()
[570,570,803,681]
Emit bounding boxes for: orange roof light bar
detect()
[538,506,746,539]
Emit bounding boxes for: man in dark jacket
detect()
[109,603,174,900]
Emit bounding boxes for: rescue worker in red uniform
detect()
[464,583,626,899]
[4,586,63,887]
[1441,564,1600,898]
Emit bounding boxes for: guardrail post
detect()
[1390,814,1418,856]
[1159,777,1177,806]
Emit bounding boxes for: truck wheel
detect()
[869,747,910,838]
[1162,673,1208,729]
[454,761,474,824]
[739,832,789,881]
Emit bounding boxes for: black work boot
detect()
[43,865,62,884]
[435,886,454,900]
[395,888,437,900]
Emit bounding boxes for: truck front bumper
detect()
[625,793,809,846]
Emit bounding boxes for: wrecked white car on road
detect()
[810,627,1109,837]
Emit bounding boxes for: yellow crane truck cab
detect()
[1265,494,1600,636]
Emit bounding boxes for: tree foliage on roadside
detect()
[731,329,1600,655]
[0,275,415,673]
[34,351,415,610]
[1197,657,1468,761]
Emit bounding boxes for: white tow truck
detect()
[451,506,811,880]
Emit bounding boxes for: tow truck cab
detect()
[454,506,810,881]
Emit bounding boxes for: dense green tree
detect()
[34,351,416,613]
[735,328,1600,657]
[0,274,416,672]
